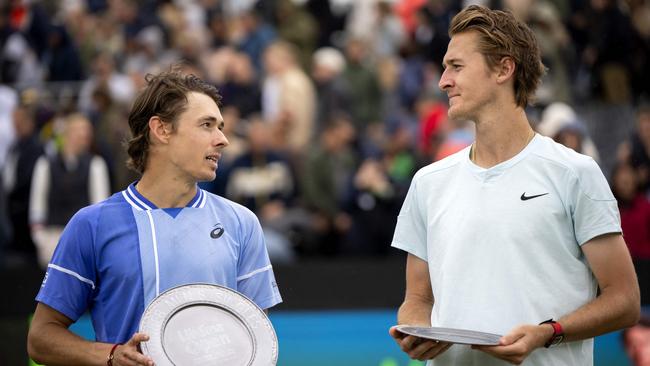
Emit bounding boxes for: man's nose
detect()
[439,70,452,90]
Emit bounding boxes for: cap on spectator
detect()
[313,47,346,74]
[538,102,578,137]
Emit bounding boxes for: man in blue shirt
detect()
[27,70,282,366]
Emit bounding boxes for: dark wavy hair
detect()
[126,68,221,174]
[449,5,546,108]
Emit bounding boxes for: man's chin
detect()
[197,172,217,183]
[448,105,471,121]
[447,108,462,120]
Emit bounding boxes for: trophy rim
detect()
[139,283,278,366]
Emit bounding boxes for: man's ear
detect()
[495,56,516,84]
[148,116,171,144]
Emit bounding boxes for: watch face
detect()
[549,335,564,347]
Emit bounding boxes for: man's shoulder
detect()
[531,135,602,176]
[413,147,468,181]
[69,192,131,224]
[201,190,258,221]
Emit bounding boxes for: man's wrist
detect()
[539,319,564,348]
[107,343,120,366]
[539,323,555,345]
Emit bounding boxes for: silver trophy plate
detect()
[396,325,502,346]
[139,283,278,365]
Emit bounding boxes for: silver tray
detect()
[139,283,278,365]
[396,325,502,346]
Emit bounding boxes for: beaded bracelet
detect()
[107,343,120,366]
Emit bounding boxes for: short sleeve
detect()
[236,211,282,310]
[569,157,621,245]
[391,176,428,260]
[35,208,97,321]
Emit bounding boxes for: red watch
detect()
[540,319,564,348]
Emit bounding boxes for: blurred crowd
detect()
[0,0,650,268]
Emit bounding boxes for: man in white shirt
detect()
[389,5,640,366]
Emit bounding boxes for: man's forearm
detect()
[28,322,113,366]
[397,297,434,326]
[558,286,640,343]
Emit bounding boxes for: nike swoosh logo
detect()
[521,192,549,201]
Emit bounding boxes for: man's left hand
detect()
[472,324,553,365]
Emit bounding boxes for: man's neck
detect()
[136,169,198,209]
[471,107,534,168]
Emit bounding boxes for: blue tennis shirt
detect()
[36,183,282,343]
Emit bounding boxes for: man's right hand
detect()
[111,333,154,366]
[389,326,452,361]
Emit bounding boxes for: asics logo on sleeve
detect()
[520,192,549,201]
[210,224,225,239]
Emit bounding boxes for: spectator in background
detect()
[206,6,230,49]
[220,51,262,118]
[3,104,44,264]
[342,37,382,131]
[1,21,44,85]
[5,0,51,62]
[350,157,399,255]
[575,0,637,103]
[225,117,297,263]
[537,102,600,162]
[627,105,650,193]
[274,0,318,70]
[504,0,573,104]
[123,25,176,80]
[433,117,474,162]
[407,3,455,68]
[312,46,351,133]
[612,163,650,260]
[108,0,158,44]
[225,117,295,214]
[622,315,650,366]
[0,169,9,265]
[371,0,406,59]
[90,85,138,192]
[0,82,17,169]
[237,7,277,71]
[304,0,347,49]
[301,114,357,256]
[29,113,110,268]
[553,122,588,154]
[262,41,316,156]
[349,123,416,256]
[376,56,406,133]
[0,81,16,264]
[77,51,136,114]
[45,24,85,82]
[627,0,650,101]
[415,92,448,162]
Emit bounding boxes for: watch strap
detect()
[540,319,564,348]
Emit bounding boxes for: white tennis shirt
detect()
[392,134,621,366]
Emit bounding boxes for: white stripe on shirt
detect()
[145,210,161,296]
[122,191,143,211]
[127,185,154,210]
[237,265,273,281]
[48,263,96,289]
